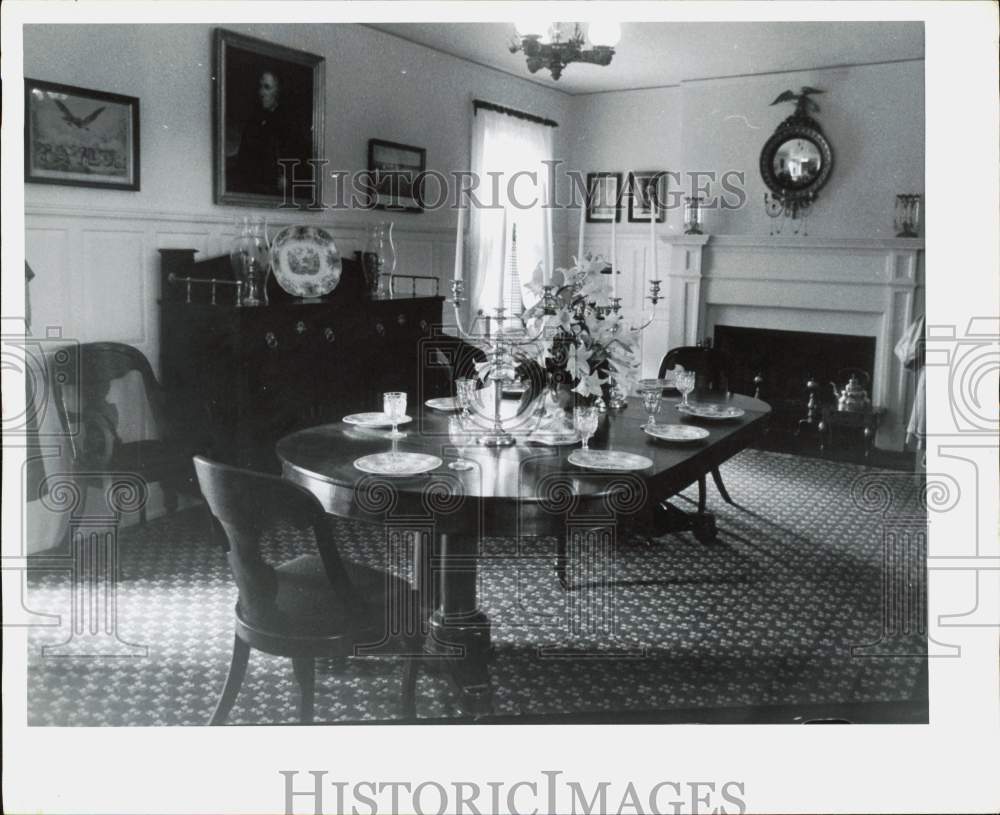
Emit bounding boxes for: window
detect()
[467,103,555,323]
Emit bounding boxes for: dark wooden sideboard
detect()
[159,249,447,470]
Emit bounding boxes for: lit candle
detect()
[649,202,657,280]
[610,212,617,296]
[497,207,507,310]
[577,200,586,265]
[454,203,465,282]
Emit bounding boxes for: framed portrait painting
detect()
[24,79,140,190]
[214,28,325,208]
[368,139,427,213]
[628,170,668,223]
[586,172,622,223]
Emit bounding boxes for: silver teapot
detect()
[831,373,872,413]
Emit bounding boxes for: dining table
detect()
[277,392,771,714]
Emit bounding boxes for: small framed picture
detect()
[25,78,140,191]
[214,28,325,207]
[586,172,622,223]
[368,139,427,213]
[628,170,668,223]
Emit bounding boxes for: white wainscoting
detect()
[24,203,494,374]
[663,234,925,450]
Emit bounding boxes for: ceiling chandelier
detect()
[509,20,621,80]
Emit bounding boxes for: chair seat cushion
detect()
[245,554,418,641]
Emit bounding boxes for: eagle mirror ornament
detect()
[760,87,833,233]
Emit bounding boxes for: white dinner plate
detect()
[567,450,653,472]
[353,452,442,476]
[528,430,582,447]
[676,403,745,420]
[637,377,676,391]
[425,397,459,411]
[343,412,413,428]
[643,424,710,442]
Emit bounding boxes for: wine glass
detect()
[383,391,407,439]
[675,370,696,408]
[641,390,662,427]
[447,415,474,471]
[455,377,478,423]
[574,405,600,451]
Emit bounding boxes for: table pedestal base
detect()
[426,610,493,715]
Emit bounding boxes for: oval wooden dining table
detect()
[277,393,770,714]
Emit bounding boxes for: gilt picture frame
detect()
[214,28,325,208]
[24,78,140,191]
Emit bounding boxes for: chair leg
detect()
[697,475,707,514]
[209,634,250,725]
[292,657,315,724]
[401,657,420,720]
[711,467,734,504]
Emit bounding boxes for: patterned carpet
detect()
[25,449,928,726]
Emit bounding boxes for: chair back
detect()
[193,456,356,629]
[659,346,730,395]
[52,342,168,468]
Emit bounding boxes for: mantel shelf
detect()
[662,234,924,251]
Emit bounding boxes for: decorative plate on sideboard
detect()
[270,225,342,298]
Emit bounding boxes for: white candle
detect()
[649,203,657,280]
[497,208,508,310]
[577,200,586,265]
[454,204,465,282]
[545,201,554,285]
[610,214,617,296]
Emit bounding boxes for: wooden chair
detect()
[194,456,422,724]
[659,346,735,510]
[52,341,200,521]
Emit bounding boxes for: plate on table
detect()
[568,450,653,471]
[528,430,581,447]
[643,424,710,442]
[637,377,676,392]
[353,452,442,477]
[343,412,413,428]
[676,403,745,420]
[270,225,342,298]
[425,397,459,411]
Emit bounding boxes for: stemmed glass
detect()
[383,391,407,439]
[447,415,474,471]
[455,377,478,424]
[675,370,697,408]
[574,405,600,451]
[641,390,662,427]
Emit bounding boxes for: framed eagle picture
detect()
[24,78,140,191]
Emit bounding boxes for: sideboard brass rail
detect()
[168,273,242,306]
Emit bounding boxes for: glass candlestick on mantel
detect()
[894,194,921,238]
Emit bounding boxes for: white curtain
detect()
[468,106,555,327]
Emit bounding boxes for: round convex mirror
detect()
[772,138,823,188]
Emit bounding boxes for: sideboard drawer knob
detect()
[397,313,407,326]
[323,327,335,343]
[419,319,429,333]
[264,331,278,349]
[295,320,307,334]
[375,321,386,336]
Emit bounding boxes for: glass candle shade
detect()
[683,196,704,235]
[894,194,921,238]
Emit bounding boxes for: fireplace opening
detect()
[713,325,876,431]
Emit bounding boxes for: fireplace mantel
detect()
[656,234,924,450]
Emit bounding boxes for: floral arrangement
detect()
[522,255,641,404]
